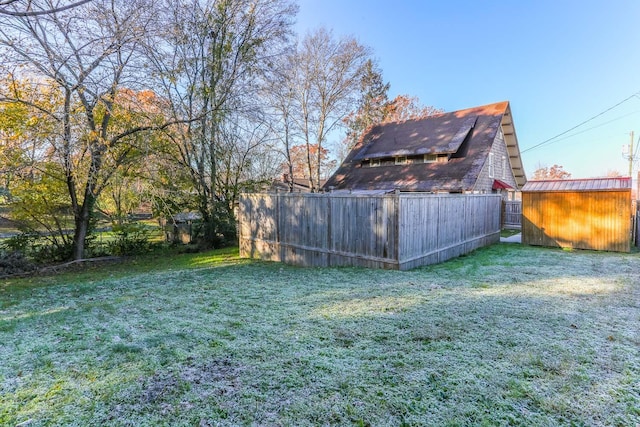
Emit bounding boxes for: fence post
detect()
[633,200,640,248]
[327,195,332,265]
[276,193,283,261]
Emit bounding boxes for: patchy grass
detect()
[1,244,638,426]
[500,228,521,238]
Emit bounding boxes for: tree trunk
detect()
[305,141,314,192]
[71,146,102,260]
[72,195,93,260]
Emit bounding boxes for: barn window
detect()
[370,159,380,167]
[501,156,507,179]
[395,156,408,165]
[424,154,449,163]
[488,153,495,178]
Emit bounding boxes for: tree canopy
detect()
[0,0,440,260]
[531,164,572,180]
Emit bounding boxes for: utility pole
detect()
[630,131,635,177]
[623,131,635,177]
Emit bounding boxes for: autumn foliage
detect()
[531,164,572,180]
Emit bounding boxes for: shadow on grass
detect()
[1,243,638,426]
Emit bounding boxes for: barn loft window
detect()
[501,156,507,179]
[370,158,380,167]
[488,153,495,178]
[424,154,449,163]
[395,156,408,165]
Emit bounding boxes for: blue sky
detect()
[295,0,640,179]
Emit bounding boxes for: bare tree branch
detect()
[0,0,93,17]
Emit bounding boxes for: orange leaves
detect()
[532,164,572,180]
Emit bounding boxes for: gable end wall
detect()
[472,128,518,192]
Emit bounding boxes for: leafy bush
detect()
[2,232,73,264]
[202,203,237,249]
[107,222,152,256]
[30,241,74,262]
[1,232,39,254]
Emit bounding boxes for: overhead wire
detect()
[535,110,640,145]
[521,92,640,154]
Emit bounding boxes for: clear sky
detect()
[295,0,640,179]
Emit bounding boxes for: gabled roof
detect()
[323,101,526,192]
[522,177,631,192]
[270,176,327,193]
[492,179,514,190]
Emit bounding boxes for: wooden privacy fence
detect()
[635,202,639,248]
[238,193,502,270]
[502,201,522,229]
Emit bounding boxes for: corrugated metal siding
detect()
[522,189,631,252]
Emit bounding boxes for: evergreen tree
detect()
[343,59,390,150]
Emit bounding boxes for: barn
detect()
[323,101,526,197]
[521,177,632,252]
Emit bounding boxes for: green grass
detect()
[1,244,638,426]
[500,228,521,238]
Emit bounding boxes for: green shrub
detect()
[3,232,72,264]
[107,222,152,256]
[1,232,39,254]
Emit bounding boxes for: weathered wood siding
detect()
[239,193,501,270]
[633,202,639,248]
[398,194,500,270]
[522,190,631,252]
[473,128,519,192]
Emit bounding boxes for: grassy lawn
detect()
[1,244,638,426]
[500,228,521,238]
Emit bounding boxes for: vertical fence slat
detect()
[239,193,501,270]
[522,190,631,252]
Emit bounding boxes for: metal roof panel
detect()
[521,177,631,192]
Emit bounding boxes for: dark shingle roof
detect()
[323,101,512,193]
[352,115,478,160]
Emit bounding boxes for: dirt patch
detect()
[141,358,244,404]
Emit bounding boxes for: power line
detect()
[521,92,640,154]
[536,110,640,145]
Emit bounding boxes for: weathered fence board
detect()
[502,201,522,229]
[635,202,639,248]
[239,193,501,270]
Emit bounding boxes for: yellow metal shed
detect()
[522,177,632,252]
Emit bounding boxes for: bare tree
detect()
[147,0,296,245]
[0,0,93,16]
[264,47,299,191]
[293,28,370,191]
[0,0,162,259]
